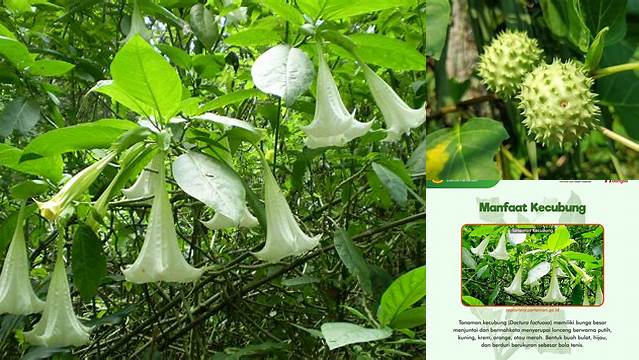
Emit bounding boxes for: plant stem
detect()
[598,125,639,152]
[501,146,534,179]
[428,94,496,118]
[594,62,639,78]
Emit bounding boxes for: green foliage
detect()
[462,225,603,306]
[72,225,106,301]
[427,0,639,179]
[0,0,425,357]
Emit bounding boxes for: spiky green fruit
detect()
[478,30,543,98]
[517,60,599,146]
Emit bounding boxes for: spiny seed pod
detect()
[517,60,599,146]
[478,30,543,98]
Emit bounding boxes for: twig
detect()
[598,125,639,152]
[428,94,496,119]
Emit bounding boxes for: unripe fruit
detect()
[478,30,543,98]
[517,60,599,146]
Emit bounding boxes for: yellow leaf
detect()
[425,140,450,179]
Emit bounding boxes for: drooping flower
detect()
[504,266,525,296]
[37,151,116,222]
[121,156,157,203]
[507,231,527,245]
[556,267,568,278]
[301,45,372,149]
[122,152,204,283]
[524,261,551,285]
[360,63,425,141]
[595,282,603,305]
[470,237,490,259]
[24,243,91,347]
[122,1,150,43]
[225,7,248,26]
[0,203,45,315]
[568,261,593,284]
[541,267,566,303]
[253,160,321,263]
[488,232,509,260]
[201,206,258,230]
[461,248,477,269]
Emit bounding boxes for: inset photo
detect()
[461,224,603,307]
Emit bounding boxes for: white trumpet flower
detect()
[37,151,116,221]
[122,1,150,43]
[201,206,259,230]
[0,204,44,315]
[595,282,603,305]
[253,160,321,263]
[504,266,525,296]
[541,267,566,303]
[569,261,593,284]
[123,152,204,283]
[507,231,527,245]
[122,156,158,203]
[470,237,490,259]
[524,261,550,285]
[361,64,426,141]
[225,7,248,25]
[301,46,372,148]
[24,246,91,347]
[488,233,509,260]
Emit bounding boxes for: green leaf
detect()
[157,44,192,69]
[0,36,33,69]
[10,179,49,200]
[334,230,373,295]
[540,0,589,52]
[576,0,627,46]
[90,80,155,117]
[72,225,107,300]
[251,45,314,105]
[595,40,639,140]
[0,97,41,136]
[0,143,63,181]
[110,35,182,121]
[172,151,246,224]
[200,89,262,113]
[377,265,425,327]
[462,295,484,306]
[425,0,450,60]
[189,4,219,49]
[316,0,417,20]
[22,119,138,158]
[546,225,575,252]
[348,34,425,71]
[389,305,425,329]
[19,347,70,360]
[562,251,597,263]
[258,0,304,25]
[371,162,408,206]
[0,23,15,39]
[0,209,19,253]
[584,27,608,70]
[320,322,392,350]
[469,225,496,237]
[425,118,509,180]
[225,28,282,46]
[28,59,75,76]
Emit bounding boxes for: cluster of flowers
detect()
[299,43,426,147]
[470,232,602,304]
[0,148,322,347]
